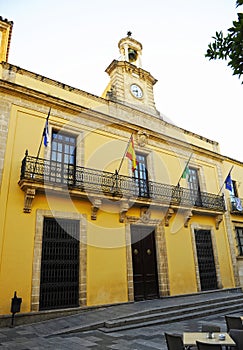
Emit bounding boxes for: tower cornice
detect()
[105,60,157,86]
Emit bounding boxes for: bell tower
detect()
[102,32,159,116]
[118,31,143,68]
[0,16,13,63]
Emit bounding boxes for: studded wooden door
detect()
[131,225,159,301]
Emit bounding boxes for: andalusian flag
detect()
[126,135,137,172]
[182,165,190,179]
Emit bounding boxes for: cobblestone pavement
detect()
[0,313,229,349]
[1,292,242,349]
[60,314,228,350]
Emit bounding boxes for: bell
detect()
[128,48,137,62]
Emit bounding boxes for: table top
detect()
[183,332,236,346]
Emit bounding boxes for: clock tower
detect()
[102,32,159,115]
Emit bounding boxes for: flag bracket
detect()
[109,170,123,198]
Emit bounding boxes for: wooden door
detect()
[131,225,159,301]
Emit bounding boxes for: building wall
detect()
[223,159,243,287]
[0,64,240,316]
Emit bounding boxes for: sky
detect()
[1,0,243,161]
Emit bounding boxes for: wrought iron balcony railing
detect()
[229,197,243,214]
[19,154,226,212]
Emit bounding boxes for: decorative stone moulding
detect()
[184,210,193,228]
[23,188,36,213]
[91,198,102,220]
[140,206,151,223]
[119,202,129,223]
[163,207,174,227]
[215,214,223,230]
[137,131,149,147]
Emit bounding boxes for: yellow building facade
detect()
[0,19,243,318]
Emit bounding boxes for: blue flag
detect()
[43,109,50,147]
[235,197,243,211]
[225,172,232,192]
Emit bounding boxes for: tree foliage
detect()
[205,0,243,83]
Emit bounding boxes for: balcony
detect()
[229,197,243,215]
[18,153,225,226]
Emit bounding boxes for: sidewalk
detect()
[0,291,241,349]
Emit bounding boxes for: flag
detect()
[235,197,243,211]
[225,172,233,192]
[126,135,137,171]
[177,153,193,186]
[43,109,50,147]
[182,165,189,179]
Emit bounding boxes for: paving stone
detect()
[0,291,241,349]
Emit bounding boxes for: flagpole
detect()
[218,165,234,195]
[116,134,133,175]
[32,108,51,177]
[176,152,193,187]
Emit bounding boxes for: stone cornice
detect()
[105,59,157,85]
[0,77,229,163]
[1,62,102,101]
[1,65,236,164]
[0,62,218,149]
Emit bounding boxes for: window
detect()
[50,131,76,184]
[235,227,243,256]
[134,153,149,197]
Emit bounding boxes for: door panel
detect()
[195,229,218,291]
[39,218,80,310]
[131,226,159,300]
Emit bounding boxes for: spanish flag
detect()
[126,135,137,172]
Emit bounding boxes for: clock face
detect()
[130,84,143,99]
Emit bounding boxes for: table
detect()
[183,332,236,347]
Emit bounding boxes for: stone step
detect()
[109,293,243,321]
[99,294,243,332]
[42,288,243,336]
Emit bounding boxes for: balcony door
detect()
[50,131,76,184]
[188,168,202,206]
[134,154,149,197]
